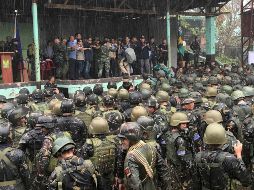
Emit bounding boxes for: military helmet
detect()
[106,112,123,133]
[52,101,62,116]
[147,98,158,108]
[223,76,232,85]
[137,116,156,140]
[0,120,11,143]
[208,76,218,85]
[108,88,118,98]
[140,89,152,101]
[220,85,233,95]
[36,115,55,129]
[103,95,115,106]
[1,103,15,119]
[118,89,129,100]
[60,99,74,113]
[87,94,99,105]
[204,110,223,124]
[242,86,254,97]
[205,87,217,97]
[193,82,205,92]
[140,83,151,91]
[27,111,43,128]
[129,91,142,105]
[156,90,170,103]
[161,83,171,92]
[74,92,86,107]
[131,106,148,122]
[52,136,76,156]
[19,88,30,95]
[83,86,93,96]
[170,112,189,127]
[48,98,60,110]
[107,81,117,89]
[93,84,103,95]
[118,122,141,142]
[0,95,7,103]
[178,88,189,98]
[203,123,227,145]
[32,89,44,101]
[16,93,29,104]
[231,90,245,101]
[89,117,109,135]
[8,106,29,125]
[136,116,154,130]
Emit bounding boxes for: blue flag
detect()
[14,20,22,57]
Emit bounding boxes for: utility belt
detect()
[0,179,21,186]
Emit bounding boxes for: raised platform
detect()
[0,75,143,99]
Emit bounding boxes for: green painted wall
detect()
[0,22,33,59]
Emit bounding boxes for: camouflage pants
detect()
[98,58,110,78]
[56,61,68,79]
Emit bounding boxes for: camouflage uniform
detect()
[98,44,110,78]
[48,156,97,190]
[27,42,35,81]
[36,131,72,189]
[53,43,67,79]
[0,144,31,190]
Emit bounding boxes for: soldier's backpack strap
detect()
[55,166,63,190]
[128,144,155,179]
[0,147,17,171]
[0,147,21,186]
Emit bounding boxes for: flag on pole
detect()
[14,15,22,56]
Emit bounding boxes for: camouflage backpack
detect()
[86,136,116,174]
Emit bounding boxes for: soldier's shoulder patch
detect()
[124,167,131,177]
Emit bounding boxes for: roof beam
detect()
[44,3,157,15]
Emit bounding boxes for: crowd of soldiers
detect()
[1,62,254,190]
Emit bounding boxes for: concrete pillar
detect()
[32,0,40,81]
[166,12,171,68]
[205,16,216,64]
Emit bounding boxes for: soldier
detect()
[146,98,158,116]
[102,95,123,125]
[130,106,148,122]
[193,123,252,189]
[53,37,67,79]
[16,93,30,106]
[49,136,98,190]
[36,127,72,189]
[154,90,176,124]
[82,117,117,190]
[0,120,30,190]
[136,116,158,148]
[232,90,251,123]
[107,88,118,100]
[123,91,143,122]
[83,94,102,127]
[83,86,93,97]
[98,39,111,78]
[118,122,171,190]
[55,99,86,149]
[27,42,35,81]
[163,112,194,189]
[205,86,218,108]
[0,102,15,121]
[202,110,237,154]
[93,84,104,105]
[117,88,130,112]
[8,106,29,147]
[29,89,48,112]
